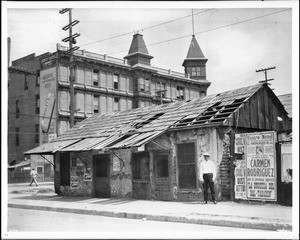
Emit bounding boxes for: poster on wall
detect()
[71,176,79,189]
[281,143,292,183]
[113,157,121,172]
[40,67,57,144]
[234,134,246,199]
[245,131,276,201]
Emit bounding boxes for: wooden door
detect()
[60,153,70,186]
[93,154,111,198]
[132,152,151,200]
[154,152,172,201]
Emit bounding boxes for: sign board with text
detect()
[235,131,277,201]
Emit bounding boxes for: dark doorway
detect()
[154,152,172,200]
[93,154,111,198]
[60,153,70,186]
[132,152,150,200]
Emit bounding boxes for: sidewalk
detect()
[7,182,292,231]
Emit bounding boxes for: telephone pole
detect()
[256,66,276,86]
[59,8,80,128]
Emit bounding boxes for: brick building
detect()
[8,33,210,181]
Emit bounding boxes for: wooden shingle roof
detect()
[26,84,271,154]
[54,84,262,141]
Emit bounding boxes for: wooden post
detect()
[229,130,235,201]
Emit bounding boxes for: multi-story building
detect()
[8,33,210,181]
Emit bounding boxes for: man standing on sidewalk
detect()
[200,152,217,204]
[29,168,39,186]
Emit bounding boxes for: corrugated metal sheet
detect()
[59,137,107,152]
[108,131,164,149]
[24,139,80,155]
[92,135,122,150]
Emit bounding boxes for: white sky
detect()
[3,1,298,97]
[1,2,299,239]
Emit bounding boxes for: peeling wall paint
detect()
[54,126,233,201]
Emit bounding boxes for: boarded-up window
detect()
[76,66,85,84]
[59,66,69,82]
[59,91,69,111]
[177,143,196,189]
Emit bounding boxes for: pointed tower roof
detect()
[182,35,207,66]
[127,33,150,55]
[124,33,153,66]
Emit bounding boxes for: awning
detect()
[8,160,31,169]
[108,131,164,149]
[59,137,107,152]
[24,139,80,155]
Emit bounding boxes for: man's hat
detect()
[203,152,210,157]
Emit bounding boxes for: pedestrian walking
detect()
[200,152,217,204]
[29,168,39,186]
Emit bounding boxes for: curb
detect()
[8,203,292,231]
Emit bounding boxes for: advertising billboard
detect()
[235,131,277,201]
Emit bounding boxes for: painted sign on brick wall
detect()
[40,67,57,144]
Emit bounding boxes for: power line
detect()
[79,9,214,48]
[108,8,291,56]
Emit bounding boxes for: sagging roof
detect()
[25,84,268,155]
[277,93,292,118]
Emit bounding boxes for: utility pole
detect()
[256,66,276,87]
[59,8,80,128]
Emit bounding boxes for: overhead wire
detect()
[107,8,291,55]
[79,9,214,48]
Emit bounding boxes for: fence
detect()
[8,170,31,183]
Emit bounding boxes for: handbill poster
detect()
[234,133,246,199]
[235,131,276,201]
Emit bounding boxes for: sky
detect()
[3,1,298,97]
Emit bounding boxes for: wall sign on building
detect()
[40,67,57,145]
[235,131,277,201]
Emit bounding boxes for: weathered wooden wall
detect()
[232,86,292,130]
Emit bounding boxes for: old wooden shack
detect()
[25,83,292,202]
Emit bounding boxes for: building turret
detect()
[182,35,207,81]
[124,33,153,66]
